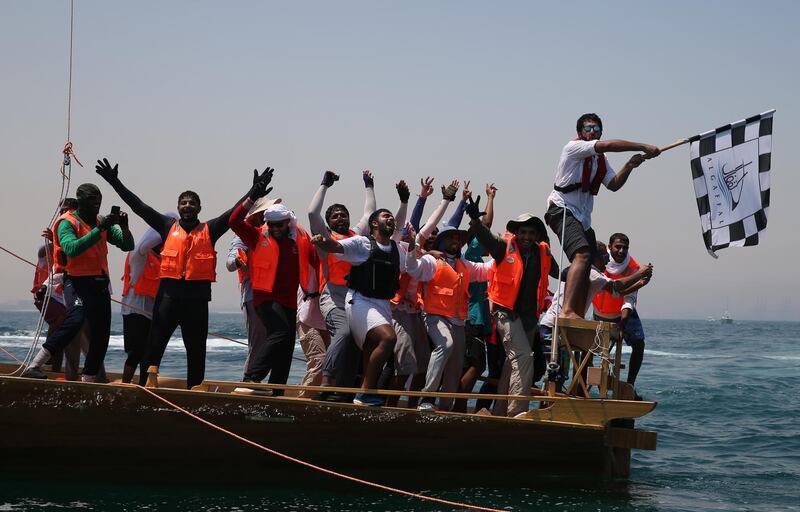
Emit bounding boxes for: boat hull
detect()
[0,376,652,487]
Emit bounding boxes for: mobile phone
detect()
[111,205,121,216]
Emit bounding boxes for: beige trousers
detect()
[492,311,534,417]
[297,321,329,397]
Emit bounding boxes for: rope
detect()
[0,346,22,364]
[131,383,509,512]
[0,243,313,364]
[66,0,75,142]
[548,205,568,392]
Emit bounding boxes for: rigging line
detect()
[67,0,75,142]
[131,383,510,512]
[0,346,23,364]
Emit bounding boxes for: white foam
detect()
[762,355,800,362]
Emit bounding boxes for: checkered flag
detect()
[689,110,774,258]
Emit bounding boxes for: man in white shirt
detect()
[310,193,409,407]
[545,113,659,321]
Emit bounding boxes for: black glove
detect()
[248,180,273,202]
[362,171,374,188]
[252,167,275,185]
[99,214,117,231]
[465,195,486,220]
[321,171,339,188]
[442,183,458,201]
[248,168,275,201]
[396,181,410,203]
[95,158,119,182]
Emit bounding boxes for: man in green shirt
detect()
[23,183,133,381]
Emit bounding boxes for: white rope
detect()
[549,205,568,373]
[4,1,76,375]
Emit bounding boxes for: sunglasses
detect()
[582,125,602,133]
[600,254,610,261]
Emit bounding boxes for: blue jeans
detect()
[593,309,645,345]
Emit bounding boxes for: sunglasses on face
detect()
[583,125,602,133]
[600,254,610,261]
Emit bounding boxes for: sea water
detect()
[0,311,798,512]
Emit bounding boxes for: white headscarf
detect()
[263,204,298,239]
[605,246,631,275]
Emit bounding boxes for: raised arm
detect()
[207,168,274,243]
[354,170,377,235]
[483,183,497,228]
[227,170,275,250]
[308,171,338,236]
[417,180,459,244]
[445,180,469,228]
[464,195,506,263]
[408,177,434,231]
[95,158,171,237]
[390,180,410,242]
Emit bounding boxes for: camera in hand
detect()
[110,205,121,217]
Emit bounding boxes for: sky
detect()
[1,0,798,320]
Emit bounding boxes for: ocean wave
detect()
[762,354,800,361]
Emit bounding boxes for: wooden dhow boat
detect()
[0,319,656,487]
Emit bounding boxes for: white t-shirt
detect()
[546,139,616,230]
[335,235,409,271]
[540,268,612,328]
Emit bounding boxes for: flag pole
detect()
[658,138,690,153]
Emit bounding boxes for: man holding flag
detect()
[544,113,660,320]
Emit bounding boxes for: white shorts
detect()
[345,290,392,349]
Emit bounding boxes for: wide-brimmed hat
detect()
[432,225,470,251]
[506,213,547,237]
[247,196,282,220]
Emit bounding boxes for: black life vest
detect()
[347,237,401,300]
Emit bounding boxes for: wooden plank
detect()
[606,427,658,450]
[524,400,657,426]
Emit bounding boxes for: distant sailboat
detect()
[720,311,733,324]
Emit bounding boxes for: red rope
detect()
[132,384,509,512]
[0,346,22,364]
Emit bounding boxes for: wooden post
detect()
[145,366,159,389]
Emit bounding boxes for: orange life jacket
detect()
[236,248,249,285]
[488,235,551,315]
[391,272,423,311]
[32,259,49,293]
[592,256,640,318]
[422,258,470,319]
[251,224,313,294]
[122,252,161,299]
[319,230,355,289]
[159,221,216,281]
[53,211,109,277]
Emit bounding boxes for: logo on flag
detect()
[689,110,774,257]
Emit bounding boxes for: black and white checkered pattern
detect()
[689,110,774,258]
